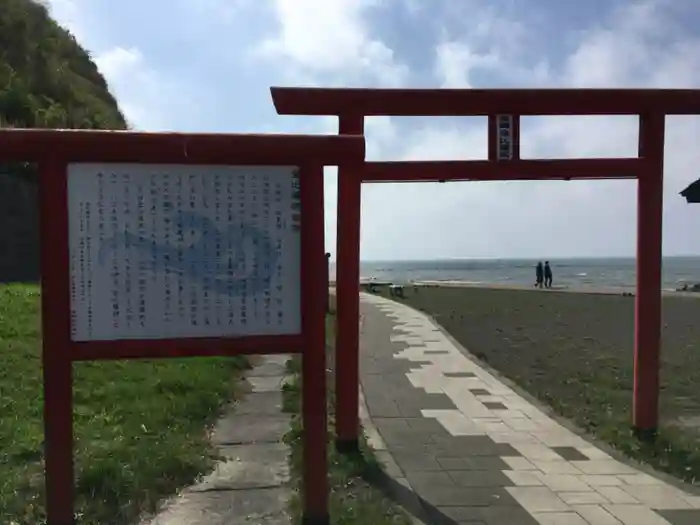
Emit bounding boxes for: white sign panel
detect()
[67,163,302,342]
[496,114,513,161]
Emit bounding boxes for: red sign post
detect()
[0,129,364,525]
[270,87,700,452]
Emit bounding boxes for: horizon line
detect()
[325,254,700,263]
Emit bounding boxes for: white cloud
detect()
[41,0,700,258]
[93,46,182,130]
[563,0,700,88]
[431,0,551,89]
[43,0,85,40]
[45,0,204,131]
[262,0,700,258]
[434,43,500,88]
[92,47,147,125]
[256,0,408,86]
[352,0,700,259]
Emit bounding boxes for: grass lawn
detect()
[281,302,412,524]
[376,285,700,486]
[0,284,249,525]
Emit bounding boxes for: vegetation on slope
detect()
[0,0,127,131]
[0,0,127,184]
[1,285,250,525]
[0,0,128,282]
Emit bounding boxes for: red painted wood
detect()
[40,158,75,525]
[271,87,700,116]
[513,115,521,160]
[361,158,644,183]
[324,252,331,313]
[634,113,665,432]
[70,335,304,361]
[0,129,365,165]
[335,115,364,450]
[300,163,329,521]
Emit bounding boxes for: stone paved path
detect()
[142,354,291,525]
[359,292,700,525]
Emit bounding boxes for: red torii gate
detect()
[271,87,700,452]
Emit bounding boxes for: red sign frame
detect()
[0,129,364,525]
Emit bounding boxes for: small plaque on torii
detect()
[496,114,513,161]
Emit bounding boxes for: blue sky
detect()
[46,0,700,260]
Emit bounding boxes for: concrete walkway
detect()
[359,292,700,525]
[142,355,291,525]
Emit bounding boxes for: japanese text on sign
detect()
[67,163,302,341]
[496,114,513,161]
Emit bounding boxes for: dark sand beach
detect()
[367,283,700,484]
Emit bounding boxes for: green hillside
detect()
[0,0,127,282]
[0,0,127,130]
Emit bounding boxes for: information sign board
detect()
[67,163,302,341]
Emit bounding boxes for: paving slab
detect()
[147,488,290,525]
[211,414,290,445]
[359,293,700,525]
[189,443,290,492]
[141,355,292,525]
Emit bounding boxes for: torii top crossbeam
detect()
[271,87,700,116]
[270,87,700,183]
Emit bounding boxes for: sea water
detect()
[329,257,700,291]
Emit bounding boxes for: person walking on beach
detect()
[535,261,544,288]
[544,261,553,288]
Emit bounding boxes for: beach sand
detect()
[342,278,700,298]
[415,279,636,295]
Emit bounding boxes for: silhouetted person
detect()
[544,261,553,288]
[535,261,544,288]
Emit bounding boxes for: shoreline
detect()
[416,280,640,296]
[329,280,700,298]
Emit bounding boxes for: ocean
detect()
[329,257,700,291]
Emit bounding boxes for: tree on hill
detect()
[0,0,127,130]
[0,0,128,282]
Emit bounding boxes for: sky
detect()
[44,0,700,261]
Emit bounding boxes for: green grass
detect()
[0,284,249,525]
[376,285,700,486]
[281,307,412,524]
